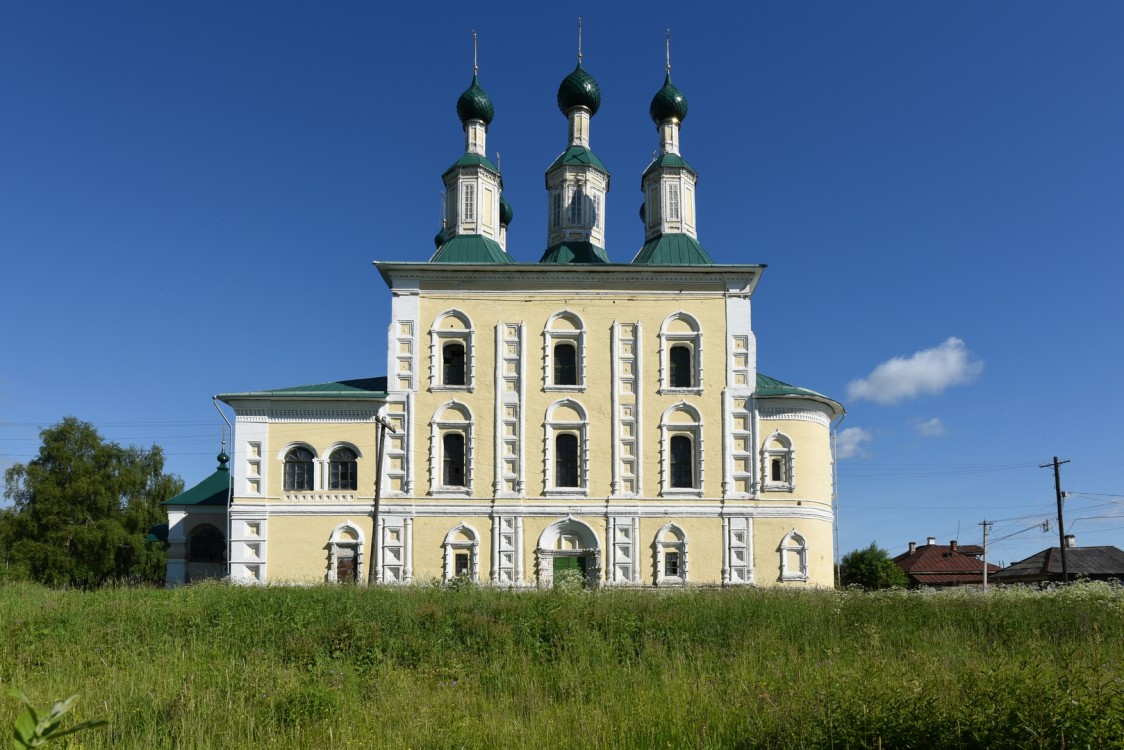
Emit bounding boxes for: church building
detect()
[163,45,844,588]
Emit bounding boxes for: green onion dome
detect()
[434,226,450,249]
[649,73,688,124]
[499,195,514,227]
[557,63,601,117]
[456,74,495,126]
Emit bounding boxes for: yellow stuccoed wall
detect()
[266,514,374,584]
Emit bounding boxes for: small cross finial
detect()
[577,18,583,64]
[473,30,478,75]
[666,29,671,74]
[440,191,447,228]
[496,151,502,171]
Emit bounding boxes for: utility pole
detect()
[979,520,992,592]
[1039,456,1070,583]
[368,412,398,586]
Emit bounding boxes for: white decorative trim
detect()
[658,311,704,392]
[724,516,753,585]
[428,400,474,495]
[429,309,475,391]
[326,520,365,583]
[611,321,642,497]
[442,523,480,582]
[494,322,525,498]
[535,516,602,588]
[758,403,833,427]
[607,515,641,584]
[762,430,796,492]
[780,530,809,582]
[659,402,704,497]
[543,311,587,391]
[544,399,590,496]
[654,522,688,585]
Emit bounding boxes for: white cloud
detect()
[913,417,947,437]
[847,337,983,405]
[836,427,873,459]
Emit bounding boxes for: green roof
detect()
[632,233,714,266]
[547,146,609,175]
[756,373,844,415]
[218,376,388,400]
[539,241,611,264]
[163,462,230,507]
[430,234,513,264]
[642,152,696,178]
[442,152,500,178]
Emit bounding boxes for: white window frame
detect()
[429,310,475,392]
[659,312,703,395]
[544,399,589,497]
[780,530,809,582]
[543,311,586,392]
[762,431,796,492]
[655,523,688,585]
[667,182,681,221]
[279,442,318,495]
[323,442,363,492]
[463,182,475,222]
[659,403,703,497]
[428,401,473,496]
[327,521,365,584]
[443,523,481,583]
[551,190,562,228]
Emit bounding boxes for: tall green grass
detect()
[2,581,1122,749]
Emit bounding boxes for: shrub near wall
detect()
[2,581,1123,749]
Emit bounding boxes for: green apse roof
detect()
[442,152,500,178]
[547,146,609,175]
[632,233,714,266]
[756,373,844,415]
[642,152,696,178]
[539,241,611,264]
[162,454,231,507]
[218,376,388,400]
[431,234,513,264]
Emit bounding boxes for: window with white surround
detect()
[463,183,475,222]
[543,312,586,391]
[659,313,703,394]
[429,402,473,495]
[544,399,589,495]
[430,310,474,391]
[552,191,562,228]
[659,403,703,496]
[328,446,358,491]
[655,523,688,585]
[569,186,584,226]
[762,431,795,492]
[780,531,809,581]
[327,522,365,583]
[667,183,680,221]
[443,524,480,582]
[283,446,316,491]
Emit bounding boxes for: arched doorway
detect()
[535,517,601,588]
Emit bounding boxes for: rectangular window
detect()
[553,343,577,386]
[668,183,680,221]
[442,343,466,386]
[443,433,466,487]
[771,458,783,482]
[664,551,681,578]
[569,188,583,226]
[463,183,475,222]
[670,435,694,488]
[552,191,562,228]
[555,433,580,488]
[669,345,693,388]
[593,193,601,229]
[454,551,470,577]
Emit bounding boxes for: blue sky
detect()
[3,2,1122,567]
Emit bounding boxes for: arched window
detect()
[670,435,694,488]
[781,531,809,581]
[655,524,688,585]
[659,313,703,393]
[328,447,358,491]
[443,433,466,487]
[555,434,579,487]
[762,432,795,492]
[443,343,466,386]
[327,522,364,584]
[284,447,315,491]
[544,312,586,390]
[554,343,577,386]
[443,524,480,582]
[669,345,693,388]
[659,403,703,495]
[188,524,225,564]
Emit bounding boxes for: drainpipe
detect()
[213,396,234,579]
[830,412,845,589]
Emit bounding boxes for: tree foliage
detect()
[840,541,909,590]
[1,417,183,587]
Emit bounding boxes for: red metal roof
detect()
[892,542,1000,586]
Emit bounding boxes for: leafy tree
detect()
[0,417,183,587]
[840,541,908,590]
